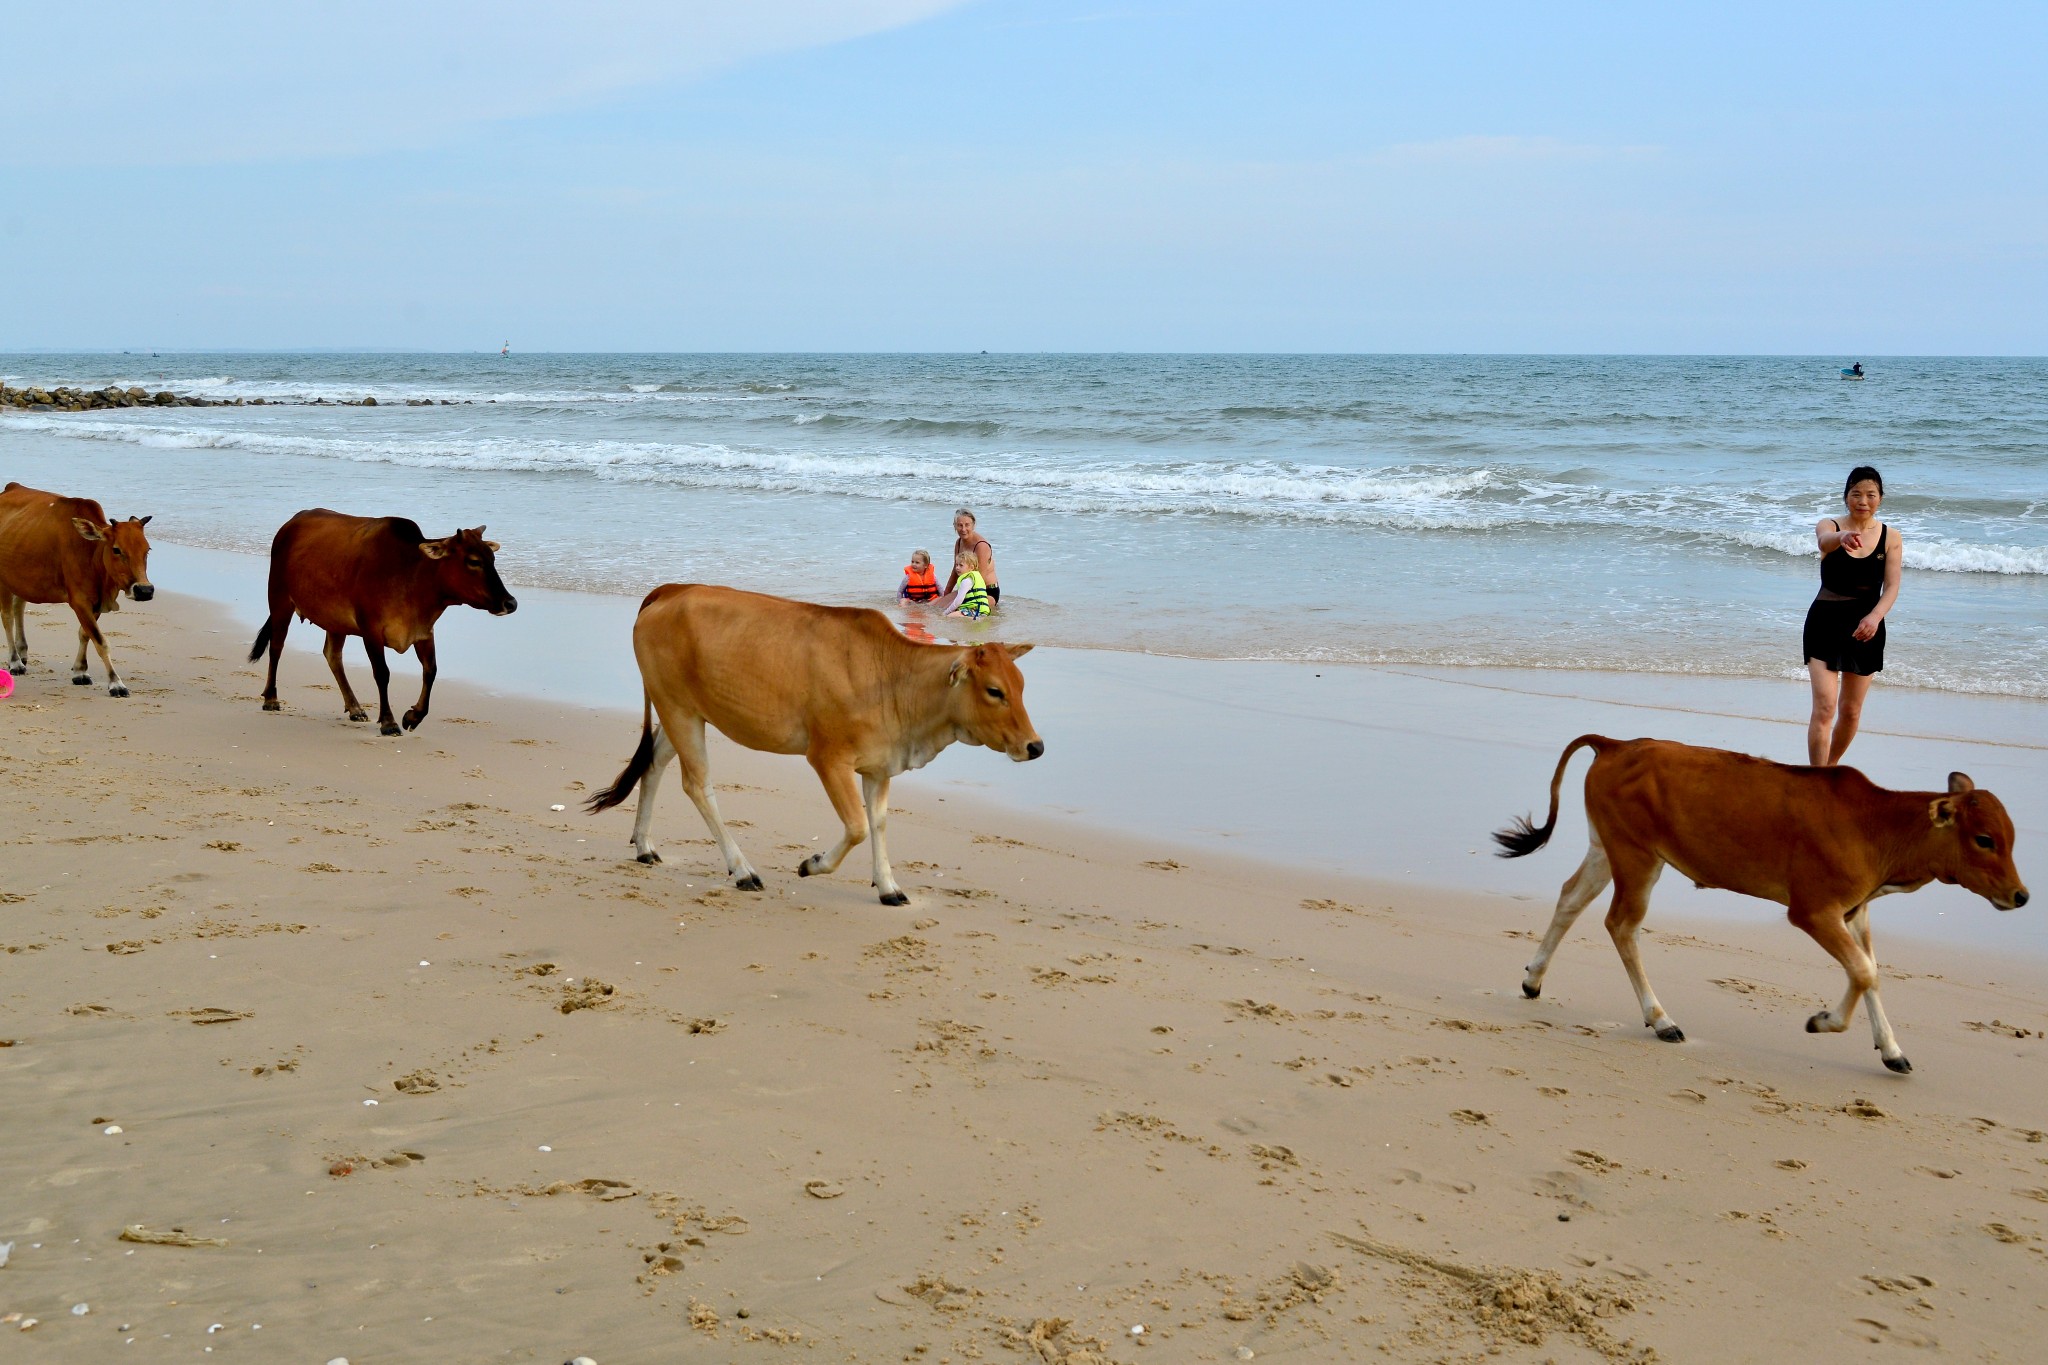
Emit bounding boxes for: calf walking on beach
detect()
[588,584,1043,905]
[0,482,154,695]
[248,509,517,734]
[1495,734,2028,1073]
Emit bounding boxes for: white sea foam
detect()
[8,408,2045,577]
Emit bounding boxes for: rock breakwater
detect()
[2,384,470,412]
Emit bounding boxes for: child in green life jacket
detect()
[941,548,994,619]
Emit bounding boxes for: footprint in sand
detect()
[1850,1317,1938,1348]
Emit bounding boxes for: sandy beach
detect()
[4,584,2047,1363]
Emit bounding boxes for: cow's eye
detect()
[1975,834,1996,851]
[466,558,482,569]
[111,547,124,556]
[985,686,1004,701]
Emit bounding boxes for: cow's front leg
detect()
[798,755,868,885]
[323,631,368,721]
[861,772,906,906]
[364,640,400,735]
[69,601,126,695]
[1798,902,1909,1072]
[402,636,437,730]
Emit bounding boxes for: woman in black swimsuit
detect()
[947,507,999,607]
[1803,465,1903,766]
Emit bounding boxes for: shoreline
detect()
[132,540,2048,954]
[3,586,2046,1360]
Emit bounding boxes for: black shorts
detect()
[987,585,1001,605]
[1802,597,1885,676]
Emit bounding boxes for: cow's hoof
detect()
[1883,1054,1914,1074]
[879,890,909,907]
[347,708,368,723]
[1521,982,1541,999]
[262,699,282,712]
[1655,1024,1686,1043]
[1804,1012,1826,1033]
[6,663,23,676]
[635,851,662,866]
[73,674,91,686]
[379,722,402,736]
[108,683,128,697]
[798,856,823,877]
[735,874,764,892]
[402,711,424,731]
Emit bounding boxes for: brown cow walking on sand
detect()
[0,482,155,695]
[248,509,517,735]
[588,584,1044,905]
[1496,735,2028,1073]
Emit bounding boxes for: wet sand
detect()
[4,588,2047,1362]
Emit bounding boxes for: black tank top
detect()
[1819,521,1886,599]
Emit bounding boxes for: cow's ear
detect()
[1004,642,1034,659]
[137,515,152,527]
[419,539,453,560]
[1929,798,1957,828]
[947,657,965,687]
[482,541,500,552]
[72,518,105,542]
[1948,772,1974,794]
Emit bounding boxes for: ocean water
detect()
[4,353,2045,696]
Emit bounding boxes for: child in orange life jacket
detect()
[940,549,994,619]
[899,549,941,603]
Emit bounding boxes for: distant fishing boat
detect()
[1840,363,1865,380]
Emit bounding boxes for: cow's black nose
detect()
[2017,889,2031,908]
[1026,740,1044,760]
[131,584,154,601]
[497,597,518,615]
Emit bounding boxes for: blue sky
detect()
[7,1,2045,352]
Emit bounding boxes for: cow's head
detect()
[947,643,1044,763]
[1931,773,2029,910]
[421,526,518,616]
[73,514,154,604]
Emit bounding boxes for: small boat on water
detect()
[1840,364,1865,380]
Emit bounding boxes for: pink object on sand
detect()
[0,671,13,698]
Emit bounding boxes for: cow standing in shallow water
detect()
[1495,735,2028,1073]
[588,584,1043,905]
[248,510,517,735]
[0,482,154,695]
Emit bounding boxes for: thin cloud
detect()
[1374,135,1663,166]
[0,0,971,167]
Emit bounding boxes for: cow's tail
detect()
[587,692,656,814]
[1492,734,1608,858]
[246,618,273,664]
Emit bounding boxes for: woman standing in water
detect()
[1803,466,1902,766]
[946,507,1000,607]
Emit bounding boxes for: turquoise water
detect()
[5,353,2045,694]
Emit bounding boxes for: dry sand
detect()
[4,590,2047,1363]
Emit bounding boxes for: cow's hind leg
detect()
[797,753,869,888]
[260,609,291,711]
[1604,852,1683,1041]
[1523,833,1611,999]
[628,724,676,865]
[1797,901,1909,1072]
[323,631,369,721]
[2,591,24,673]
[861,773,906,907]
[364,640,400,735]
[661,714,762,890]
